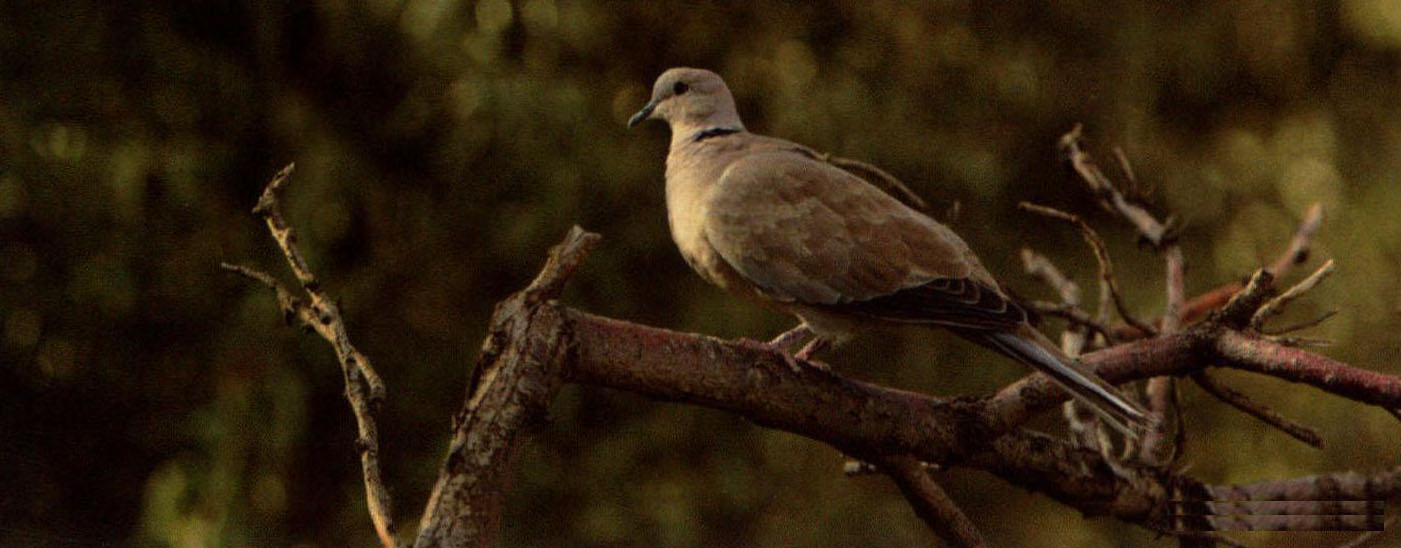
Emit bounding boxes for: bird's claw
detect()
[780,350,830,374]
[734,337,829,374]
[796,356,830,372]
[793,337,830,362]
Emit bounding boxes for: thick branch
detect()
[1213,330,1401,409]
[987,331,1207,424]
[565,309,1168,519]
[562,306,1401,536]
[414,227,600,548]
[1214,467,1401,502]
[1173,468,1399,533]
[988,324,1401,421]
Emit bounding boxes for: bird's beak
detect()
[627,101,657,128]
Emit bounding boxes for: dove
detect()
[628,67,1149,434]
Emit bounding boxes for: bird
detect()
[627,67,1150,434]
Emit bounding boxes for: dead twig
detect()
[1251,260,1336,331]
[1019,202,1158,337]
[1058,124,1173,248]
[1143,242,1186,468]
[1060,127,1186,466]
[1021,248,1082,306]
[1267,203,1325,277]
[1214,330,1401,410]
[1264,310,1339,336]
[1190,371,1322,448]
[414,226,600,548]
[1026,300,1118,345]
[1112,147,1139,189]
[1019,248,1112,453]
[223,163,397,548]
[871,454,987,547]
[1110,203,1324,340]
[1217,270,1277,329]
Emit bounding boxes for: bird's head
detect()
[628,67,744,133]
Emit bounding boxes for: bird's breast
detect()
[664,146,749,295]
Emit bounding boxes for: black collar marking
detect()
[692,127,742,142]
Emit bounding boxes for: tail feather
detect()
[972,326,1150,437]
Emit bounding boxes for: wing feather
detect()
[703,150,1022,330]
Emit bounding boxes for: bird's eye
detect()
[673,82,689,95]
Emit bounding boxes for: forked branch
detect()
[222,164,397,548]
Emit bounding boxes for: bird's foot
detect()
[767,324,812,353]
[735,337,802,373]
[735,328,829,374]
[794,355,831,373]
[794,337,830,362]
[788,337,832,372]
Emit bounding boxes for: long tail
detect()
[966,325,1151,437]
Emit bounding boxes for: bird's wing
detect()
[704,149,1025,330]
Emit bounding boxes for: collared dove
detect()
[628,67,1150,434]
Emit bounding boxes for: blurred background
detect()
[2,1,1399,546]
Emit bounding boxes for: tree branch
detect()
[1142,242,1184,468]
[1058,124,1174,247]
[1057,127,1191,467]
[1252,259,1336,331]
[1110,202,1324,341]
[1213,330,1401,409]
[222,163,397,548]
[1019,202,1158,336]
[988,321,1401,422]
[1020,248,1110,451]
[871,454,987,547]
[413,227,600,548]
[563,304,1401,542]
[1189,371,1322,448]
[1026,300,1117,345]
[1181,468,1399,533]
